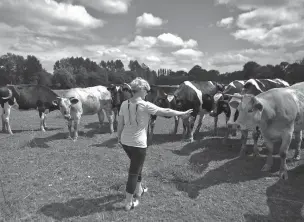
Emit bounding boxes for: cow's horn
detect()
[225,94,243,99]
[1,89,12,99]
[123,83,131,90]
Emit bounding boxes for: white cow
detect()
[231,81,304,180]
[52,86,114,141]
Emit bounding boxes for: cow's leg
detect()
[182,118,188,139]
[97,110,105,128]
[43,109,50,130]
[231,124,237,137]
[3,103,13,135]
[104,108,114,134]
[193,114,203,139]
[38,109,46,132]
[188,115,197,142]
[213,115,218,136]
[172,116,179,134]
[239,129,249,157]
[73,118,80,141]
[113,109,118,130]
[67,119,73,139]
[148,115,157,143]
[1,109,6,132]
[261,138,274,172]
[223,115,230,142]
[293,130,302,161]
[252,127,261,157]
[279,129,293,180]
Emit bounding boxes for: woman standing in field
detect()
[117,77,193,211]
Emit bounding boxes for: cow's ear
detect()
[52,100,58,106]
[69,97,79,104]
[229,100,239,109]
[223,94,229,100]
[252,97,263,111]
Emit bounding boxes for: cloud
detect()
[0,0,104,29]
[146,55,161,63]
[128,33,198,50]
[216,17,234,28]
[216,0,288,10]
[128,36,158,49]
[157,33,198,48]
[74,0,132,14]
[220,0,304,47]
[136,13,165,28]
[207,48,304,72]
[172,48,203,58]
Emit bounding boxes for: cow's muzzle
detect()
[209,110,218,117]
[64,115,71,120]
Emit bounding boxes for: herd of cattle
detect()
[0,78,303,180]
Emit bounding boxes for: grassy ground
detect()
[0,96,304,221]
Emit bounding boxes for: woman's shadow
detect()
[244,161,304,222]
[39,194,125,220]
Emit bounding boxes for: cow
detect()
[107,83,132,130]
[52,85,114,141]
[226,78,290,156]
[174,81,224,142]
[0,84,60,134]
[210,80,245,139]
[230,81,304,180]
[145,84,180,143]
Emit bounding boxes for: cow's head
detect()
[215,83,225,92]
[0,87,19,110]
[228,93,263,128]
[173,84,198,112]
[52,97,79,120]
[107,83,132,109]
[242,80,263,95]
[210,92,230,117]
[201,94,214,112]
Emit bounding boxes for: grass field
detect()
[0,93,304,221]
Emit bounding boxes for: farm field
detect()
[0,93,304,221]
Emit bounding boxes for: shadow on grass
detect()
[171,154,279,199]
[26,123,113,148]
[27,132,68,148]
[148,134,183,145]
[3,127,62,134]
[39,194,125,220]
[91,137,118,149]
[244,163,304,222]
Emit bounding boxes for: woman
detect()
[117,77,193,211]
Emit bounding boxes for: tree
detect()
[23,55,43,84]
[188,65,208,81]
[0,53,25,84]
[52,68,76,89]
[243,61,260,79]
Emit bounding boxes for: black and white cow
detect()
[225,78,290,156]
[52,85,114,141]
[145,84,180,143]
[174,81,224,142]
[107,83,132,129]
[0,84,60,134]
[210,80,245,139]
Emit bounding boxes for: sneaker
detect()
[125,199,139,211]
[134,187,148,198]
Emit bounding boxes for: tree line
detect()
[1,52,304,89]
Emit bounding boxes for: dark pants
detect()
[122,144,147,194]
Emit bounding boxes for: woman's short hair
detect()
[130,77,150,92]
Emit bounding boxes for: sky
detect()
[1,0,304,74]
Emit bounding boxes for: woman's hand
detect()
[181,109,193,118]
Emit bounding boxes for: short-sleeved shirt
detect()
[119,100,160,148]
